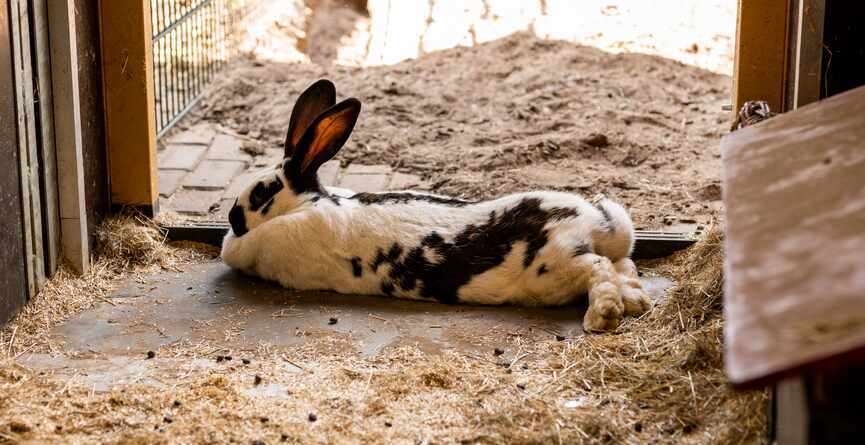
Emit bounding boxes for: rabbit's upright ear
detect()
[285,79,337,157]
[288,98,361,185]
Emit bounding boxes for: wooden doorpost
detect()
[98,0,158,214]
[733,0,792,113]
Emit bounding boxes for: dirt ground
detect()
[188,31,729,230]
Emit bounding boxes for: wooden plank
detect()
[11,0,47,295]
[31,0,61,276]
[9,0,38,296]
[74,0,111,245]
[789,0,825,108]
[0,0,29,325]
[733,0,791,113]
[722,85,865,388]
[47,0,90,273]
[98,0,158,212]
[775,377,809,445]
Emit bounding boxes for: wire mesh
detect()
[151,0,252,138]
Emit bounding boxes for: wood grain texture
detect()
[722,85,865,387]
[48,0,90,273]
[75,0,110,251]
[0,0,29,325]
[733,0,790,113]
[98,0,157,209]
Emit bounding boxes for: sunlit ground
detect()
[240,0,735,75]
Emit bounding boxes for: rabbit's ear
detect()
[285,79,337,157]
[289,98,361,182]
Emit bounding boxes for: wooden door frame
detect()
[98,0,159,215]
[733,0,827,114]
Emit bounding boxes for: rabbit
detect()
[222,79,652,332]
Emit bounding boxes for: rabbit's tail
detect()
[591,198,635,262]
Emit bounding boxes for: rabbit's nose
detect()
[229,204,249,237]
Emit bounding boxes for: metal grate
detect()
[151,0,252,137]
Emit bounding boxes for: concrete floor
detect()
[20,262,672,391]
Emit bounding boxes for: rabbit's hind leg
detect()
[613,258,653,317]
[576,254,626,332]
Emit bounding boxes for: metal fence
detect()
[151,0,253,137]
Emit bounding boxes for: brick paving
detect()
[158,124,426,220]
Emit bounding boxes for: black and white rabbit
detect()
[222,79,651,332]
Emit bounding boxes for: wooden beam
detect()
[733,0,792,113]
[98,0,158,213]
[47,0,90,273]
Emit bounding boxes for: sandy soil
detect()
[188,31,729,230]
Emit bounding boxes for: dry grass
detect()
[0,211,218,359]
[0,221,767,444]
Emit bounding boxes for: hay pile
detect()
[0,222,767,444]
[0,212,218,359]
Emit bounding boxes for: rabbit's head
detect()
[228,79,361,237]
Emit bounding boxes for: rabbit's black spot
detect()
[352,192,475,207]
[523,230,549,268]
[549,207,579,220]
[261,198,276,215]
[311,196,321,203]
[350,257,363,277]
[370,243,404,272]
[229,203,249,236]
[423,232,445,246]
[594,201,614,233]
[388,246,426,291]
[249,178,284,211]
[381,281,395,296]
[537,264,549,276]
[374,198,578,303]
[573,243,592,257]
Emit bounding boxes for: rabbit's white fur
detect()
[223,185,650,331]
[221,79,651,332]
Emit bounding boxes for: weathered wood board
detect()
[722,85,865,388]
[0,0,29,324]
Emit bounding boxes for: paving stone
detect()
[388,172,424,190]
[344,164,391,175]
[254,148,284,167]
[338,173,389,193]
[158,145,208,171]
[158,170,187,198]
[165,123,217,145]
[318,161,340,186]
[206,135,250,161]
[183,160,246,190]
[212,198,235,221]
[224,170,258,200]
[170,189,225,215]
